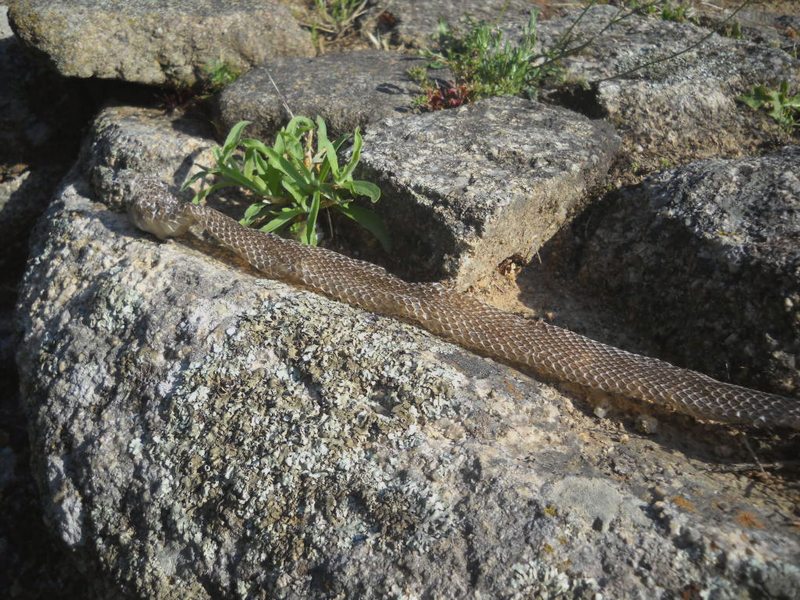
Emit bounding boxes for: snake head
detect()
[125,174,194,240]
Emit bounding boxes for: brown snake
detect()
[126,175,800,430]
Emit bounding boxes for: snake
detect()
[125,175,800,430]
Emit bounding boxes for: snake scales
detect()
[127,175,800,430]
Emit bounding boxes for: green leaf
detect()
[221,120,250,161]
[181,168,210,191]
[217,163,267,194]
[285,115,315,137]
[303,191,321,246]
[279,130,306,164]
[259,207,304,233]
[187,180,242,205]
[243,147,257,180]
[240,202,269,225]
[261,145,311,188]
[281,178,308,209]
[337,203,391,251]
[341,179,381,203]
[321,137,340,181]
[339,126,363,181]
[256,154,285,196]
[241,138,273,156]
[316,116,329,150]
[315,116,339,181]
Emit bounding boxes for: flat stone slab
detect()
[12,111,800,597]
[83,105,216,199]
[567,146,800,399]
[6,0,314,87]
[372,0,541,46]
[359,96,620,288]
[217,50,433,141]
[538,5,800,169]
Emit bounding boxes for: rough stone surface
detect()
[562,147,800,400]
[217,50,440,140]
[13,111,800,599]
[374,0,541,46]
[6,0,314,87]
[82,105,217,199]
[538,5,800,169]
[0,6,96,596]
[359,96,620,288]
[0,165,64,277]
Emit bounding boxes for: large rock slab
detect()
[217,50,433,141]
[373,0,542,46]
[12,111,800,598]
[6,0,314,87]
[538,5,800,169]
[81,105,216,198]
[566,147,800,399]
[359,96,620,288]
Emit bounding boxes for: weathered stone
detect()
[538,5,800,169]
[0,165,64,277]
[13,113,800,598]
[359,96,620,288]
[6,0,314,87]
[373,0,541,46]
[82,105,216,200]
[217,50,438,141]
[565,147,800,398]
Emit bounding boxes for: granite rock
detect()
[13,103,800,600]
[82,105,217,200]
[373,0,541,47]
[217,50,439,141]
[566,146,800,398]
[6,0,314,87]
[538,5,800,169]
[359,96,620,288]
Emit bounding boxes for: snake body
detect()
[127,176,800,430]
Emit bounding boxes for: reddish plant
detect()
[422,82,472,111]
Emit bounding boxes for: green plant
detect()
[307,0,369,39]
[718,19,743,39]
[739,81,800,131]
[203,60,241,92]
[183,117,389,249]
[417,11,561,103]
[659,1,695,23]
[157,61,241,112]
[409,1,663,111]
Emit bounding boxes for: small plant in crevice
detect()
[203,59,242,93]
[156,60,242,113]
[183,117,390,250]
[739,81,800,132]
[409,10,563,110]
[659,1,696,24]
[305,0,370,42]
[412,78,472,111]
